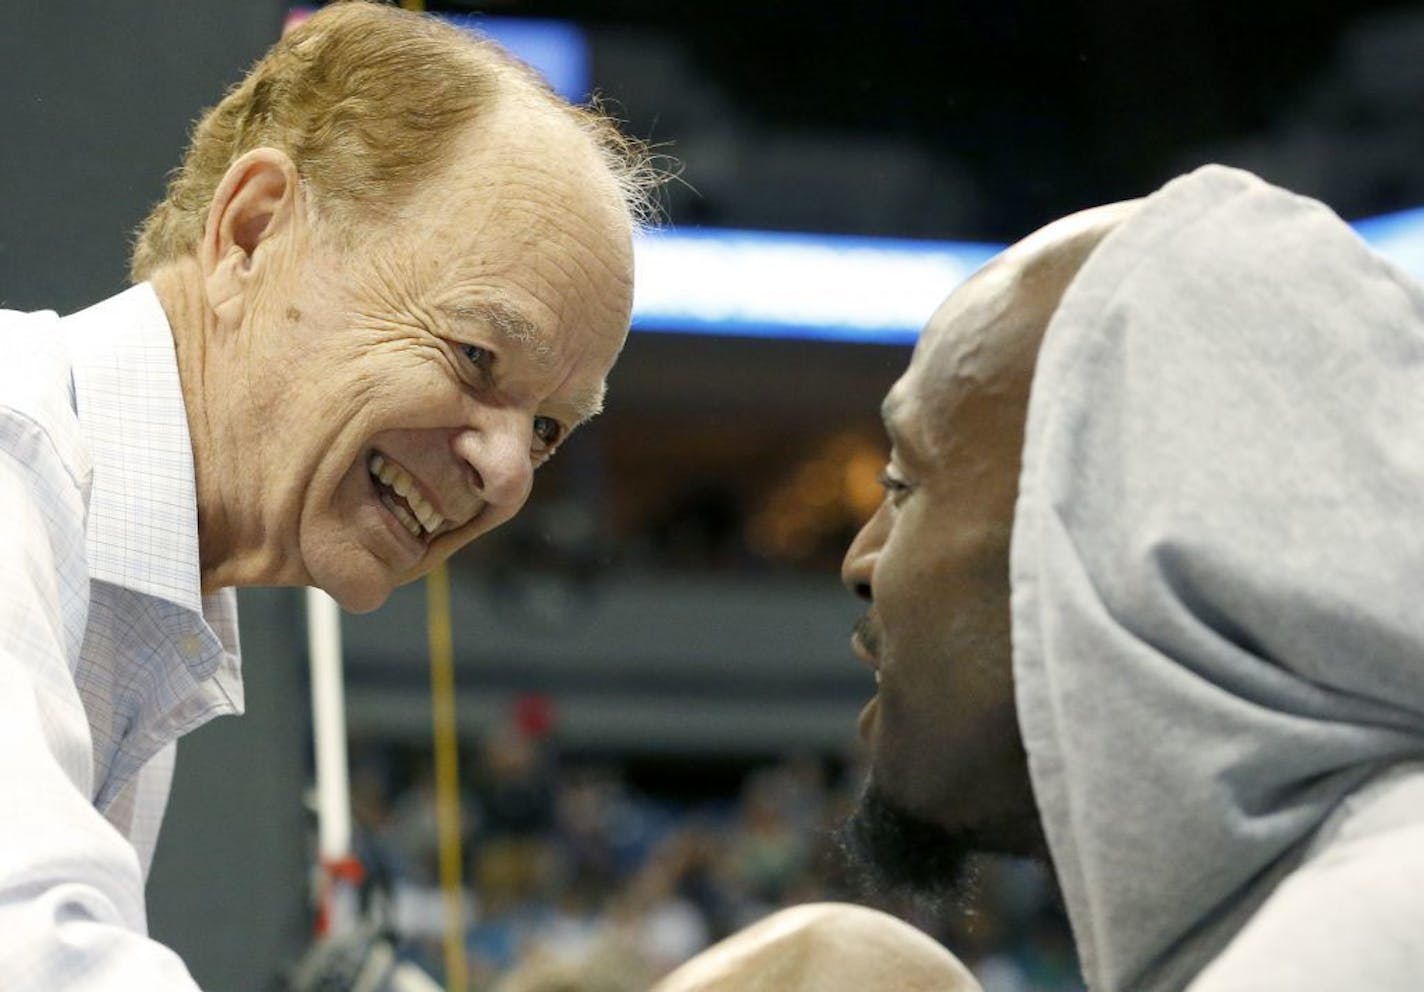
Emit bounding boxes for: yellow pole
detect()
[427,563,468,992]
[401,1,458,983]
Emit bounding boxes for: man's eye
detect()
[533,415,563,450]
[460,343,489,367]
[877,468,912,503]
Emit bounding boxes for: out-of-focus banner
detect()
[1354,208,1424,286]
[632,210,1424,344]
[440,14,590,101]
[631,229,1000,346]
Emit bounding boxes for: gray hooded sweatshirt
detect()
[1011,165,1424,991]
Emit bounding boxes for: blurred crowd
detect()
[344,710,1082,992]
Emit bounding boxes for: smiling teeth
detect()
[368,452,446,538]
[389,499,422,537]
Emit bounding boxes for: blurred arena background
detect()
[3,1,1424,989]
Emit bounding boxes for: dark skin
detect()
[637,203,1145,992]
[840,202,1139,874]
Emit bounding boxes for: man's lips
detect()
[851,615,883,673]
[851,616,883,742]
[366,450,485,544]
[368,476,427,555]
[858,695,879,743]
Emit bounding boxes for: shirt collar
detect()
[59,284,244,732]
[59,283,207,613]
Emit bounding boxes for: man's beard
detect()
[829,779,986,919]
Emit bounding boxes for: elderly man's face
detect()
[240,100,633,611]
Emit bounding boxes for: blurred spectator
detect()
[351,742,1080,990]
[724,770,811,918]
[613,830,714,971]
[472,725,558,917]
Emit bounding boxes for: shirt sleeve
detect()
[0,411,202,991]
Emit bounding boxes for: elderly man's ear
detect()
[202,147,305,327]
[650,902,983,992]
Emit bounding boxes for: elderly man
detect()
[0,3,649,986]
[657,165,1424,991]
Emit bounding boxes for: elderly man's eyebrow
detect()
[441,299,608,427]
[439,300,553,368]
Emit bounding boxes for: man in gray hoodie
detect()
[657,165,1424,991]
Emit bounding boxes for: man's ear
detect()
[202,147,304,324]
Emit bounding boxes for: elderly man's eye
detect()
[533,415,563,450]
[459,343,489,367]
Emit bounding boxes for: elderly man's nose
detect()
[452,415,534,509]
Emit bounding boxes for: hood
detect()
[1009,165,1424,991]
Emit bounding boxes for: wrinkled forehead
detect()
[398,92,632,250]
[398,98,635,334]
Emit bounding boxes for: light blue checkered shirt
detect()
[0,284,243,989]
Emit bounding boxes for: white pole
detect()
[305,586,357,935]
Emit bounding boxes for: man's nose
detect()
[841,504,886,601]
[451,409,535,511]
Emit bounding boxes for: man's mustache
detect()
[853,613,883,658]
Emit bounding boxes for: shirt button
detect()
[178,635,203,658]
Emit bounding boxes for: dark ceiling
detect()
[438,0,1424,239]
